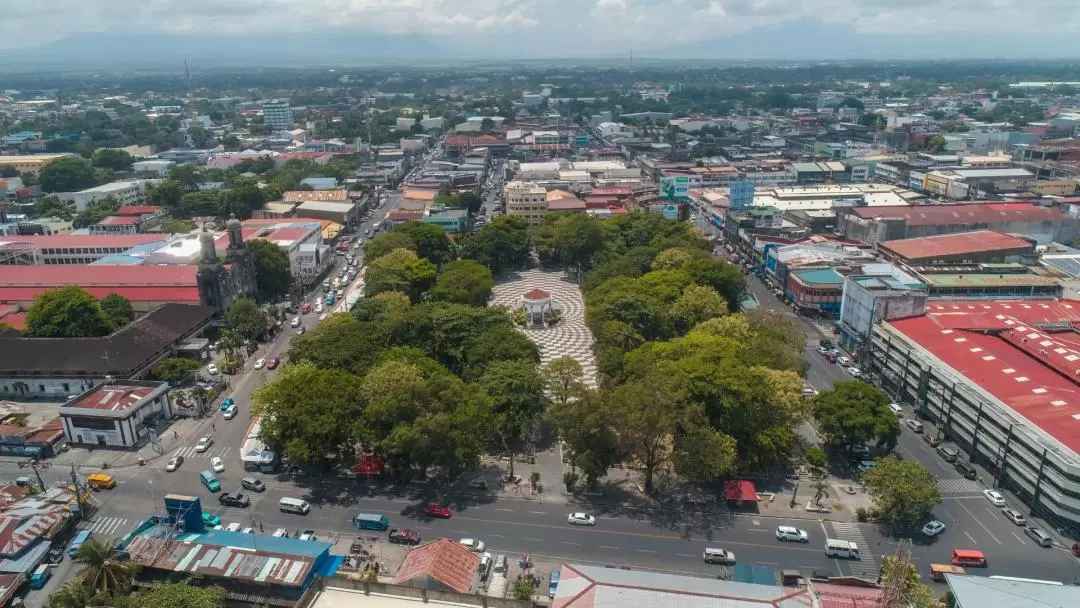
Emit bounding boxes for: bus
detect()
[68,530,92,557]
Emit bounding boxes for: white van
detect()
[279,497,311,515]
[225,522,242,532]
[825,538,860,559]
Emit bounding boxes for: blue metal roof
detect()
[792,267,845,285]
[195,530,331,557]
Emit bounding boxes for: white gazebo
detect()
[522,288,553,327]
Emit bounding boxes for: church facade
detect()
[196,216,257,310]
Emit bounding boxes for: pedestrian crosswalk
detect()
[937,477,983,495]
[80,517,130,537]
[171,446,232,459]
[829,522,880,579]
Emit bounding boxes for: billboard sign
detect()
[659,176,690,201]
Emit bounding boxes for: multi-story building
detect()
[0,153,75,175]
[0,234,166,265]
[88,206,168,235]
[261,99,293,131]
[61,180,155,212]
[504,181,548,226]
[868,300,1080,532]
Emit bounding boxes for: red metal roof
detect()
[95,215,140,226]
[394,538,479,594]
[889,299,1080,454]
[879,230,1033,261]
[523,289,551,301]
[113,205,161,216]
[0,265,200,305]
[69,384,156,412]
[0,234,164,249]
[850,202,1064,226]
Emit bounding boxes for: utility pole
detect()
[19,458,49,493]
[68,463,89,521]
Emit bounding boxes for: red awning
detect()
[723,480,757,502]
[354,455,386,475]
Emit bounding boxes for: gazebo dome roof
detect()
[522,289,551,301]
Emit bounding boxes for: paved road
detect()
[71,199,1080,587]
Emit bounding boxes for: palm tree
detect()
[73,538,140,598]
[48,579,94,608]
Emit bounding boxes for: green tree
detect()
[287,314,384,374]
[48,579,97,608]
[673,426,737,485]
[365,248,437,303]
[458,215,530,274]
[73,196,122,229]
[880,555,942,608]
[33,195,76,220]
[364,231,417,262]
[91,148,134,171]
[670,284,728,333]
[481,117,496,132]
[99,293,135,328]
[39,156,97,192]
[224,298,264,340]
[481,359,549,478]
[390,221,455,267]
[246,239,293,302]
[813,380,900,455]
[927,134,948,153]
[251,361,365,469]
[73,538,140,598]
[549,388,622,488]
[179,190,221,218]
[148,180,185,215]
[861,457,942,526]
[608,366,701,494]
[133,582,227,608]
[221,134,241,151]
[533,213,605,269]
[457,191,483,214]
[153,357,202,384]
[429,259,493,306]
[543,356,585,408]
[25,286,113,338]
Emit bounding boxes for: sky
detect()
[2,0,1079,55]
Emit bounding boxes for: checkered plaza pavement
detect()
[490,269,598,387]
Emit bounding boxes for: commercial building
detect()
[877,230,1036,265]
[0,303,215,400]
[132,159,174,177]
[0,154,75,175]
[839,202,1079,247]
[422,209,469,234]
[903,265,1063,300]
[836,263,927,352]
[0,234,166,265]
[924,168,1034,199]
[868,300,1080,531]
[261,99,294,131]
[60,381,176,448]
[504,180,548,226]
[61,180,155,213]
[88,205,168,235]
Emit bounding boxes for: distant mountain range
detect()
[6,21,1079,69]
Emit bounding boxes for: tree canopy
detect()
[99,293,135,328]
[813,381,900,455]
[862,456,942,525]
[224,298,264,340]
[25,286,114,338]
[90,148,134,171]
[247,238,293,302]
[39,156,97,193]
[429,259,494,306]
[458,215,531,274]
[364,248,437,303]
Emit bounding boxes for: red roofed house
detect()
[394,538,480,594]
[0,265,201,312]
[89,205,168,234]
[870,299,1080,531]
[877,230,1036,264]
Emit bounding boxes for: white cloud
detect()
[0,0,1077,53]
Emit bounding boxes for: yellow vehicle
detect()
[86,473,116,489]
[928,564,965,582]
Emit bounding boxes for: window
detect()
[38,385,44,392]
[63,383,70,393]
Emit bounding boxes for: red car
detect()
[825,353,837,364]
[424,504,452,519]
[266,357,280,370]
[301,302,311,314]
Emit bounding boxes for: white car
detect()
[223,404,238,420]
[888,403,904,416]
[775,526,809,543]
[254,358,265,370]
[195,435,213,453]
[315,304,324,314]
[837,356,852,366]
[847,366,862,377]
[458,538,486,553]
[1003,508,1026,526]
[206,363,219,375]
[290,317,301,328]
[983,489,1006,507]
[921,520,946,537]
[211,456,225,473]
[567,512,596,526]
[816,346,829,355]
[905,419,924,433]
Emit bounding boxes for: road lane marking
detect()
[600,546,620,550]
[529,511,548,515]
[747,528,769,533]
[984,507,1000,520]
[1011,531,1026,544]
[675,553,696,558]
[636,549,657,553]
[562,542,580,546]
[954,499,1002,544]
[758,561,779,565]
[524,537,542,542]
[964,531,977,544]
[496,508,513,512]
[597,516,619,520]
[488,534,505,538]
